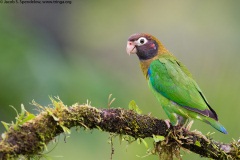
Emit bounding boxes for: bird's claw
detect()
[164,119,171,129]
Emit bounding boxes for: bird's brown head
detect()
[126,33,167,60]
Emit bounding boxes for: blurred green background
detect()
[1,1,240,159]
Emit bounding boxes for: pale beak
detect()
[126,41,137,55]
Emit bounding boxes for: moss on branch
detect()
[0,98,239,160]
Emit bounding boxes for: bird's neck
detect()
[140,60,150,79]
[139,56,158,79]
[139,47,169,79]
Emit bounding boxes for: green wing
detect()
[148,54,217,120]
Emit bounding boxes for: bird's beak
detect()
[126,41,137,55]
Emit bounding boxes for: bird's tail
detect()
[203,117,228,134]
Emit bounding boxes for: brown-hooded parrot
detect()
[126,33,227,134]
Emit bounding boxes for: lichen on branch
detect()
[0,98,239,160]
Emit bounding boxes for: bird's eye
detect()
[136,37,148,46]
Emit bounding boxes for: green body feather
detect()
[147,53,227,134]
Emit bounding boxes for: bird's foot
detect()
[164,119,171,129]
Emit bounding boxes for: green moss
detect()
[0,97,237,159]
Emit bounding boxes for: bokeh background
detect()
[1,1,240,159]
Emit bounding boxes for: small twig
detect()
[108,94,116,109]
[109,133,114,160]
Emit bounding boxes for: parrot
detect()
[126,33,227,134]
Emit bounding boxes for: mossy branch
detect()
[0,99,239,160]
